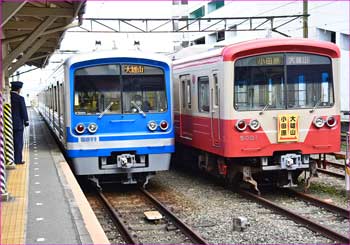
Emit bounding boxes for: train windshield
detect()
[234,53,334,111]
[74,64,167,115]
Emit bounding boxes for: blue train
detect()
[38,50,174,186]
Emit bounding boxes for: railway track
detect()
[92,186,208,244]
[316,168,345,179]
[238,189,349,244]
[311,156,346,179]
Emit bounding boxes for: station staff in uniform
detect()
[10,81,29,164]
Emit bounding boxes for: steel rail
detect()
[284,189,349,219]
[317,168,345,179]
[139,187,209,245]
[311,157,345,168]
[238,189,350,244]
[98,191,139,244]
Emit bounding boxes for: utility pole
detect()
[303,0,308,38]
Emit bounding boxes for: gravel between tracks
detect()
[149,168,348,244]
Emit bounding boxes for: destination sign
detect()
[256,56,283,65]
[123,65,144,74]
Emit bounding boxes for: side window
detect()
[213,73,219,107]
[59,84,64,116]
[186,80,191,109]
[180,74,191,109]
[181,80,186,108]
[198,76,209,112]
[54,86,58,112]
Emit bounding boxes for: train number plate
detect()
[79,136,99,143]
[277,114,299,142]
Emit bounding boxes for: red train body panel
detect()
[172,38,341,188]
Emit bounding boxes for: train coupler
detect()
[242,166,260,195]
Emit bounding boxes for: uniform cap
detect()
[11,81,23,89]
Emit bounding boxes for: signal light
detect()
[249,119,260,131]
[326,116,336,127]
[75,123,85,134]
[160,120,169,131]
[235,119,247,131]
[313,117,325,128]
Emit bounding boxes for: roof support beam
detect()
[3,22,77,44]
[3,16,56,70]
[8,37,49,75]
[1,1,28,28]
[27,54,51,62]
[16,7,74,17]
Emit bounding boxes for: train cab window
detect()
[285,54,334,109]
[234,53,334,111]
[121,65,167,114]
[74,64,121,115]
[234,54,284,111]
[198,76,210,112]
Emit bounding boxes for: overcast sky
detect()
[17,1,179,102]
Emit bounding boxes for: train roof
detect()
[173,38,340,66]
[64,49,172,68]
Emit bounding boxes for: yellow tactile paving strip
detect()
[1,129,29,244]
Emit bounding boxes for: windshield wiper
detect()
[259,103,270,115]
[98,101,114,119]
[309,99,322,113]
[131,101,146,117]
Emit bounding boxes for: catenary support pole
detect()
[345,132,350,196]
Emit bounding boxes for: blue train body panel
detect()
[38,50,174,182]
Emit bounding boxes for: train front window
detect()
[74,65,121,115]
[121,65,167,114]
[234,53,334,111]
[286,54,333,109]
[74,64,167,115]
[234,54,285,111]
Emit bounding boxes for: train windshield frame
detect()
[234,53,334,111]
[73,64,168,115]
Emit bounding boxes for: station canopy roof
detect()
[2,1,86,75]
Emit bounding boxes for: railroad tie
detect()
[3,103,16,169]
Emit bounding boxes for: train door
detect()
[179,74,193,140]
[210,72,221,146]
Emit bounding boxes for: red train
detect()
[172,38,340,190]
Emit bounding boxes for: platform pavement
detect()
[1,108,109,244]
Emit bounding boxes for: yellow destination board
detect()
[123,65,144,74]
[277,114,299,142]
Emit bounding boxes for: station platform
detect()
[1,108,109,244]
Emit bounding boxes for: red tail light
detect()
[236,120,247,131]
[326,116,336,127]
[160,120,169,131]
[75,123,85,134]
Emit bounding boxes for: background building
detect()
[171,0,349,122]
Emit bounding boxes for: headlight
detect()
[235,119,247,131]
[326,116,336,127]
[147,121,158,131]
[249,119,260,131]
[87,123,98,133]
[313,117,325,128]
[75,123,85,134]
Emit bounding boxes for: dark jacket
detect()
[10,91,29,131]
